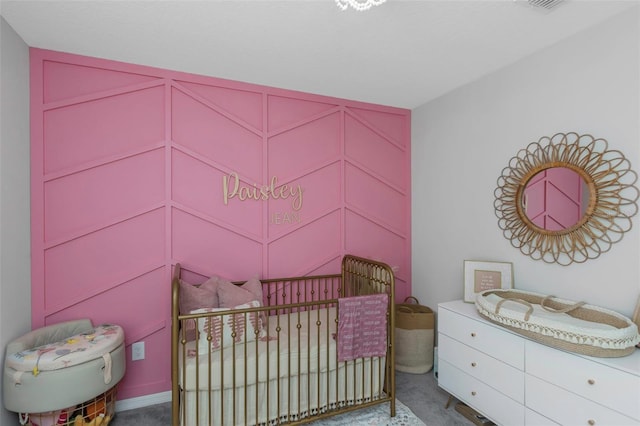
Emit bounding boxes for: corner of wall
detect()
[0,15,32,425]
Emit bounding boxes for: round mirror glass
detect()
[522,167,589,231]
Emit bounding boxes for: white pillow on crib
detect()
[191,300,264,352]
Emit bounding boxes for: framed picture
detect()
[632,296,640,348]
[463,260,513,303]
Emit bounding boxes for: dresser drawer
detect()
[525,408,559,425]
[439,333,524,403]
[438,359,525,426]
[526,341,640,420]
[526,374,639,425]
[438,307,524,369]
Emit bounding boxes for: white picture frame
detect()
[463,260,513,303]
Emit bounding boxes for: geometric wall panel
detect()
[31,48,410,401]
[268,113,341,181]
[43,209,165,315]
[176,81,264,132]
[347,106,407,146]
[267,94,337,132]
[43,59,159,104]
[44,267,173,397]
[44,149,165,242]
[344,115,406,189]
[268,162,341,239]
[171,149,263,238]
[172,208,262,279]
[306,256,343,277]
[172,88,263,183]
[43,86,165,174]
[267,211,342,277]
[44,268,168,343]
[345,163,406,234]
[345,210,408,299]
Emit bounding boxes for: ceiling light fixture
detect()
[335,0,387,12]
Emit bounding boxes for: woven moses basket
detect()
[475,289,640,357]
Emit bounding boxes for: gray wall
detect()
[0,15,31,425]
[411,8,640,318]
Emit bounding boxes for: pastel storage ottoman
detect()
[3,319,125,425]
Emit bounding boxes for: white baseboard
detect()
[115,390,171,412]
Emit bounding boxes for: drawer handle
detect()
[587,379,595,385]
[471,391,477,396]
[588,420,595,425]
[471,362,477,367]
[471,332,476,337]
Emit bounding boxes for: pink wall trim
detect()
[30,48,411,400]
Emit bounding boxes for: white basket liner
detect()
[475,290,640,350]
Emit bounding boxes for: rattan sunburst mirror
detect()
[494,132,639,265]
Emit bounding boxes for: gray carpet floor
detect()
[111,371,472,425]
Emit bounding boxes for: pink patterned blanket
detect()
[337,294,388,362]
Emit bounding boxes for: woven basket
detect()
[395,297,435,373]
[25,386,117,426]
[476,289,640,358]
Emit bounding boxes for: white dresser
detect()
[437,300,640,426]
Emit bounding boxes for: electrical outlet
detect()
[132,341,145,361]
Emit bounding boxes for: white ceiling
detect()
[1,0,637,109]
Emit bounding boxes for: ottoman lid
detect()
[6,324,124,376]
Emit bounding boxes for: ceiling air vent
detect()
[528,0,564,10]
[514,0,565,13]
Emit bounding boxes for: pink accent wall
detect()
[30,48,411,400]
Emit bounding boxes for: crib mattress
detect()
[179,307,342,391]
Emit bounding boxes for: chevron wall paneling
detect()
[30,49,411,400]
